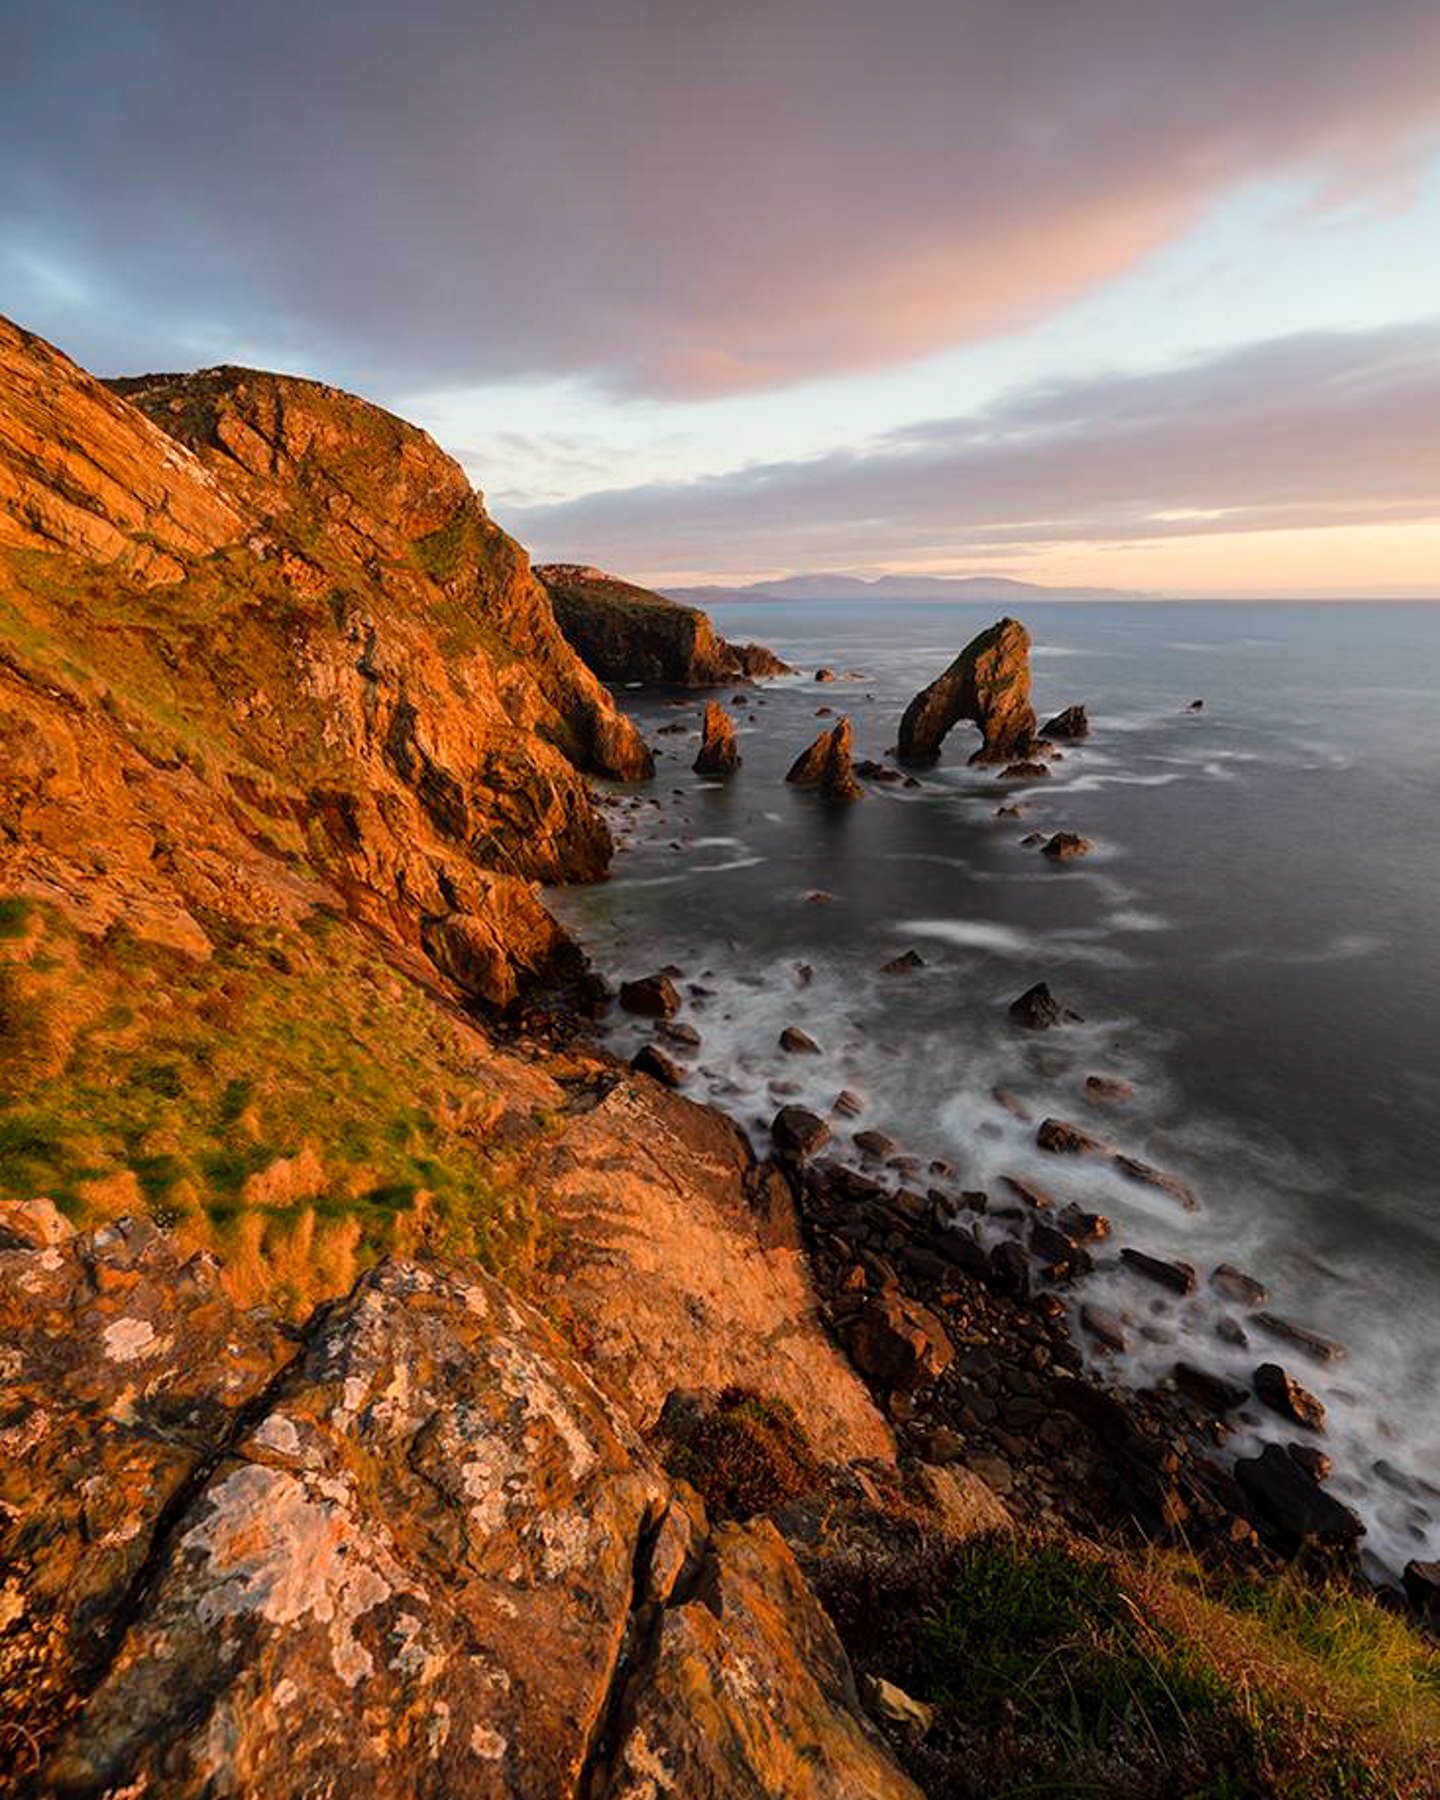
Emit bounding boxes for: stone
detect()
[1120,1248,1197,1294]
[853,1130,897,1160]
[1000,1174,1053,1210]
[1037,1117,1109,1156]
[785,717,865,801]
[1113,1154,1199,1211]
[832,1090,864,1119]
[1235,1443,1363,1551]
[1253,1313,1345,1363]
[693,699,742,775]
[1085,1075,1133,1104]
[896,618,1037,766]
[771,1107,832,1161]
[1041,832,1094,860]
[1287,1443,1333,1483]
[880,949,925,974]
[631,1043,687,1088]
[862,1674,935,1737]
[657,1019,702,1049]
[845,1293,954,1392]
[1186,698,1205,712]
[1172,1363,1249,1412]
[1253,1362,1326,1432]
[1008,981,1070,1030]
[987,1240,1031,1299]
[815,666,838,682]
[1080,1304,1128,1352]
[1210,1264,1268,1308]
[1040,704,1090,740]
[1057,1203,1111,1242]
[998,761,1051,781]
[780,1025,822,1054]
[619,973,681,1017]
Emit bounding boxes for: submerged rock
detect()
[693,699,741,775]
[1008,981,1078,1030]
[786,717,865,801]
[1037,1117,1109,1156]
[1211,1263,1269,1308]
[997,760,1051,781]
[780,1025,822,1054]
[1120,1248,1197,1295]
[896,618,1037,765]
[880,949,925,974]
[1113,1154,1199,1212]
[1040,703,1090,740]
[1253,1313,1346,1364]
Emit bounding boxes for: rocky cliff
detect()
[536,563,789,686]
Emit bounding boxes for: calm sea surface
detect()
[549,600,1440,1575]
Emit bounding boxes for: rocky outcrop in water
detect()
[536,563,788,686]
[1040,704,1090,740]
[693,699,741,774]
[896,618,1037,765]
[786,717,865,801]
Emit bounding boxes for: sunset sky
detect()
[5,1,1439,594]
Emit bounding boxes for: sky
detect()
[3,1,1439,595]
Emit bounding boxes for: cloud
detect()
[501,322,1440,567]
[3,1,1439,396]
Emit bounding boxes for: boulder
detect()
[832,1090,864,1119]
[1084,1074,1133,1104]
[786,717,865,802]
[815,667,837,682]
[619,972,681,1017]
[1041,832,1094,860]
[780,1025,822,1054]
[693,699,741,775]
[1253,1313,1345,1363]
[1235,1443,1362,1551]
[1120,1248,1197,1294]
[1173,1363,1249,1412]
[1253,1362,1326,1432]
[771,1107,832,1161]
[1210,1264,1268,1308]
[1037,1117,1109,1156]
[997,761,1051,781]
[1040,704,1090,740]
[1113,1154,1199,1212]
[880,949,925,974]
[1287,1443,1333,1483]
[1080,1304,1128,1352]
[631,1043,687,1088]
[896,618,1037,766]
[1008,981,1077,1030]
[845,1293,954,1392]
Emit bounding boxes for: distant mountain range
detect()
[663,572,1150,604]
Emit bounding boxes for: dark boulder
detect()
[1113,1154,1198,1212]
[1210,1264,1268,1308]
[770,1107,832,1161]
[880,949,925,974]
[1253,1313,1345,1364]
[1040,704,1090,740]
[1253,1362,1326,1432]
[779,1025,821,1055]
[844,1293,953,1392]
[1235,1443,1362,1551]
[1037,1117,1109,1156]
[631,1043,687,1088]
[619,973,681,1017]
[997,760,1050,781]
[1120,1248,1197,1295]
[1008,982,1068,1030]
[1287,1443,1333,1482]
[1080,1304,1128,1352]
[1173,1363,1249,1412]
[1402,1560,1440,1618]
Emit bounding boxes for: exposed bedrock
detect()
[896,617,1037,766]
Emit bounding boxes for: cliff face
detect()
[536,563,788,686]
[0,317,658,1008]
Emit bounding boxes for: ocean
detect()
[548,599,1440,1577]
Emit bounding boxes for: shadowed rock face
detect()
[693,699,741,775]
[896,617,1037,765]
[537,563,788,687]
[786,717,864,801]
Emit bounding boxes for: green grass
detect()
[0,899,542,1310]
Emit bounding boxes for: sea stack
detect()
[693,700,741,775]
[896,617,1037,765]
[786,717,864,801]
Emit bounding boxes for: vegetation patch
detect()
[661,1387,818,1520]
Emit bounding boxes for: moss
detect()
[0,896,33,940]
